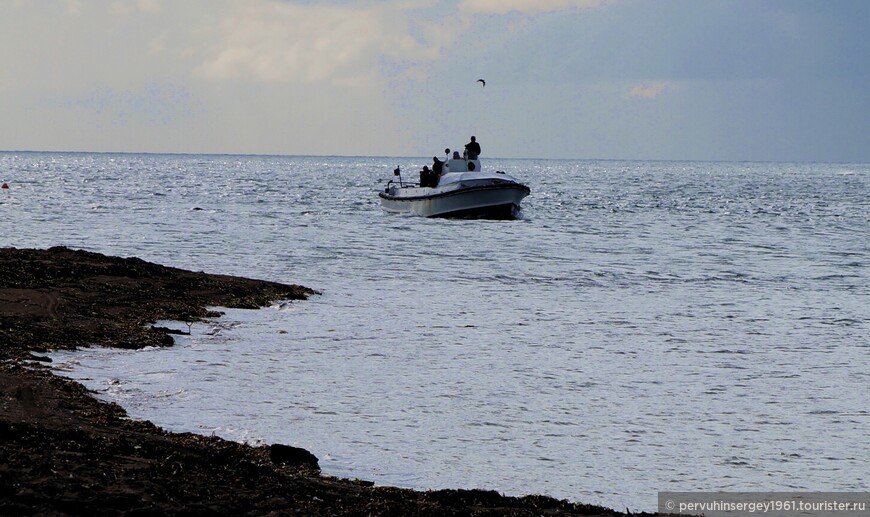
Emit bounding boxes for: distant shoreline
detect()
[0,246,631,516]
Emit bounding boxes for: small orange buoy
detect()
[1,183,8,189]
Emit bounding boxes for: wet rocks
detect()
[269,443,320,470]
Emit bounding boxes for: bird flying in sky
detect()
[477,79,485,87]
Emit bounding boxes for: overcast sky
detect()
[2,0,868,161]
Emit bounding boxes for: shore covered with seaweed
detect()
[0,246,644,516]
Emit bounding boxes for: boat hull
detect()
[379,183,530,219]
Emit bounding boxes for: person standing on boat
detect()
[464,136,480,160]
[432,156,445,184]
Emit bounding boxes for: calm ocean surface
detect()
[2,152,868,511]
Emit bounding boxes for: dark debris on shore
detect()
[0,247,647,516]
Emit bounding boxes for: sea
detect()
[2,151,868,512]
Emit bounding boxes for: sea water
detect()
[2,152,868,511]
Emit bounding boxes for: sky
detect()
[1,0,869,161]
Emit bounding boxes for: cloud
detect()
[136,0,162,13]
[192,0,613,86]
[628,82,669,99]
[193,1,444,86]
[65,0,83,15]
[108,0,163,16]
[459,0,609,15]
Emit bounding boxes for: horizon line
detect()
[0,148,867,166]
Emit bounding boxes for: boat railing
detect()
[386,166,425,191]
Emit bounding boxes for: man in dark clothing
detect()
[464,136,480,159]
[430,157,444,187]
[432,156,445,180]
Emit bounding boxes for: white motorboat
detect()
[379,158,530,219]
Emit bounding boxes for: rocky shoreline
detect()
[1,247,642,516]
